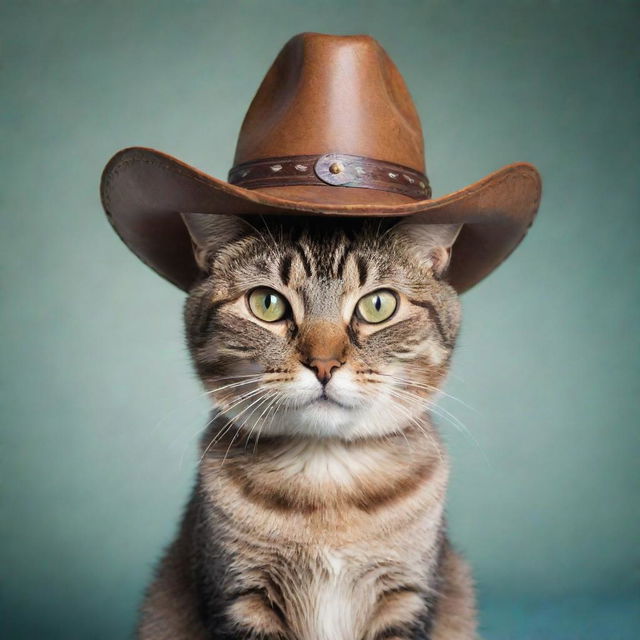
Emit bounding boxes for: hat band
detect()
[228,152,431,200]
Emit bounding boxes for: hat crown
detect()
[233,33,426,173]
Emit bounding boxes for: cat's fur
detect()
[137,215,477,639]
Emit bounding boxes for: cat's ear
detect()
[181,213,249,271]
[394,217,462,277]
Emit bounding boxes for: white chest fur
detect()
[290,541,427,640]
[307,547,360,640]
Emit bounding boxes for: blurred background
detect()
[2,1,639,638]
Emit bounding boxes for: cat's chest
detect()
[268,544,381,640]
[305,547,360,640]
[228,537,428,640]
[206,438,446,637]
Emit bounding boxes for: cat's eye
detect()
[248,287,289,322]
[356,289,398,324]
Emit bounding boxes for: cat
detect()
[136,213,477,640]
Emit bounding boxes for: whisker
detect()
[148,387,221,438]
[386,386,491,467]
[198,389,271,464]
[380,373,477,412]
[375,388,443,460]
[387,386,468,433]
[255,393,283,453]
[205,376,263,396]
[151,378,263,457]
[242,391,279,452]
[249,392,281,455]
[256,215,281,260]
[174,386,266,467]
[220,392,277,468]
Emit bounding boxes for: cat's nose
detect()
[298,320,348,385]
[306,358,342,385]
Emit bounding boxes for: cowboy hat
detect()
[100,32,541,293]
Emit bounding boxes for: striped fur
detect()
[138,216,477,639]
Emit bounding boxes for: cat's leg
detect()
[138,536,288,640]
[368,547,477,640]
[218,590,288,639]
[366,588,435,640]
[137,538,210,640]
[429,547,477,640]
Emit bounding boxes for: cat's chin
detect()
[234,399,362,440]
[248,400,398,441]
[293,398,357,437]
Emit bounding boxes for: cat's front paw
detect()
[367,588,432,640]
[226,591,287,638]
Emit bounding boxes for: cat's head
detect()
[183,214,461,440]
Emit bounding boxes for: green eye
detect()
[248,288,288,322]
[356,289,398,324]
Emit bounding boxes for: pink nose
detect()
[307,358,342,385]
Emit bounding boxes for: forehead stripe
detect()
[334,243,352,279]
[294,245,313,277]
[356,256,369,287]
[279,254,292,286]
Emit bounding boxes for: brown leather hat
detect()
[101,32,541,293]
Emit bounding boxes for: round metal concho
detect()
[314,153,358,186]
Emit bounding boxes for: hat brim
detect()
[100,147,542,293]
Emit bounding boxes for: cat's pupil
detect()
[374,295,381,311]
[265,296,273,309]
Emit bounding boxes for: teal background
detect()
[2,1,639,638]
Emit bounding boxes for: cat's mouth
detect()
[305,392,351,410]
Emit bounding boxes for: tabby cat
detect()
[137,213,477,640]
